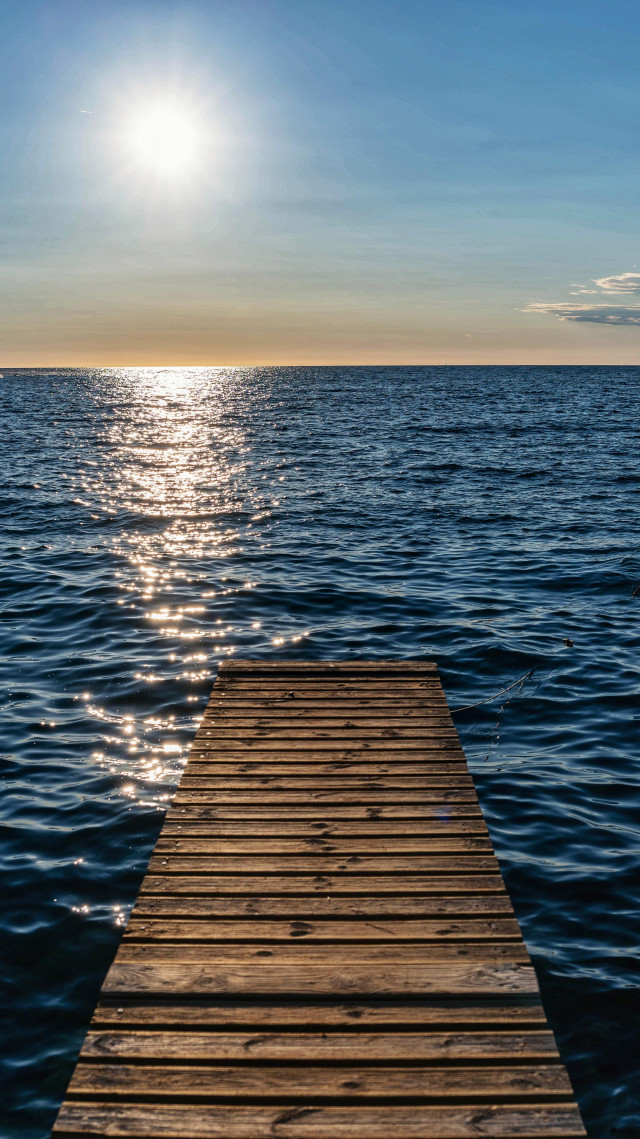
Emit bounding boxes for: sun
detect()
[125,102,202,179]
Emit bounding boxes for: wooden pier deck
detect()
[54,660,585,1138]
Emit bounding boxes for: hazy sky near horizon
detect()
[3,0,640,365]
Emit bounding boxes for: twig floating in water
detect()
[451,669,535,713]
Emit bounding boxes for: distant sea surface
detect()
[2,366,640,1137]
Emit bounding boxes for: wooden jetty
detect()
[54,660,585,1138]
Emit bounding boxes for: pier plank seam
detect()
[53,661,585,1139]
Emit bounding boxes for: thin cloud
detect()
[593,272,640,293]
[524,302,640,325]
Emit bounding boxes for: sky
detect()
[2,0,640,365]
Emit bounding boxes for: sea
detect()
[1,365,639,1138]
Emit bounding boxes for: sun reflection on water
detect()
[67,367,267,833]
[11,366,316,934]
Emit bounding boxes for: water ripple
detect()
[1,365,639,1137]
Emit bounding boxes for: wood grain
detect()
[122,918,521,941]
[130,895,514,918]
[181,750,468,761]
[152,837,493,854]
[145,855,500,873]
[89,1001,549,1029]
[102,961,536,997]
[171,791,480,804]
[200,715,457,725]
[67,1063,573,1099]
[185,761,469,774]
[81,1028,558,1062]
[53,660,584,1139]
[176,777,475,790]
[114,942,528,962]
[165,803,484,818]
[54,1102,586,1137]
[160,818,490,835]
[138,874,507,895]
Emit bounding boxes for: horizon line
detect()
[2,361,640,369]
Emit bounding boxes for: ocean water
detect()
[1,365,639,1138]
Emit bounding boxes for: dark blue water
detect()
[1,366,639,1137]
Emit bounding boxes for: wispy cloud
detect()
[593,272,640,293]
[524,269,640,325]
[524,302,640,325]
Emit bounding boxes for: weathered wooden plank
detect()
[54,1102,585,1137]
[146,856,498,874]
[214,671,439,679]
[102,960,537,998]
[177,777,475,790]
[122,918,521,942]
[191,752,465,764]
[217,660,439,669]
[184,749,468,761]
[201,710,454,720]
[147,858,499,877]
[108,942,529,966]
[160,818,490,836]
[176,783,475,797]
[200,718,457,728]
[205,694,451,705]
[215,684,445,691]
[214,679,442,687]
[214,668,441,679]
[89,1001,548,1029]
[130,896,514,919]
[113,943,528,964]
[139,874,507,895]
[152,838,493,855]
[165,804,484,819]
[81,1028,556,1062]
[213,688,448,698]
[208,698,451,708]
[186,762,469,775]
[205,702,451,709]
[54,1101,586,1137]
[190,751,463,760]
[214,679,440,687]
[171,791,479,804]
[195,729,460,740]
[193,733,463,744]
[67,1063,573,1100]
[216,672,440,680]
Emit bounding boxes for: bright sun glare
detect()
[126,103,202,178]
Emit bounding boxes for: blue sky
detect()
[2,0,640,363]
